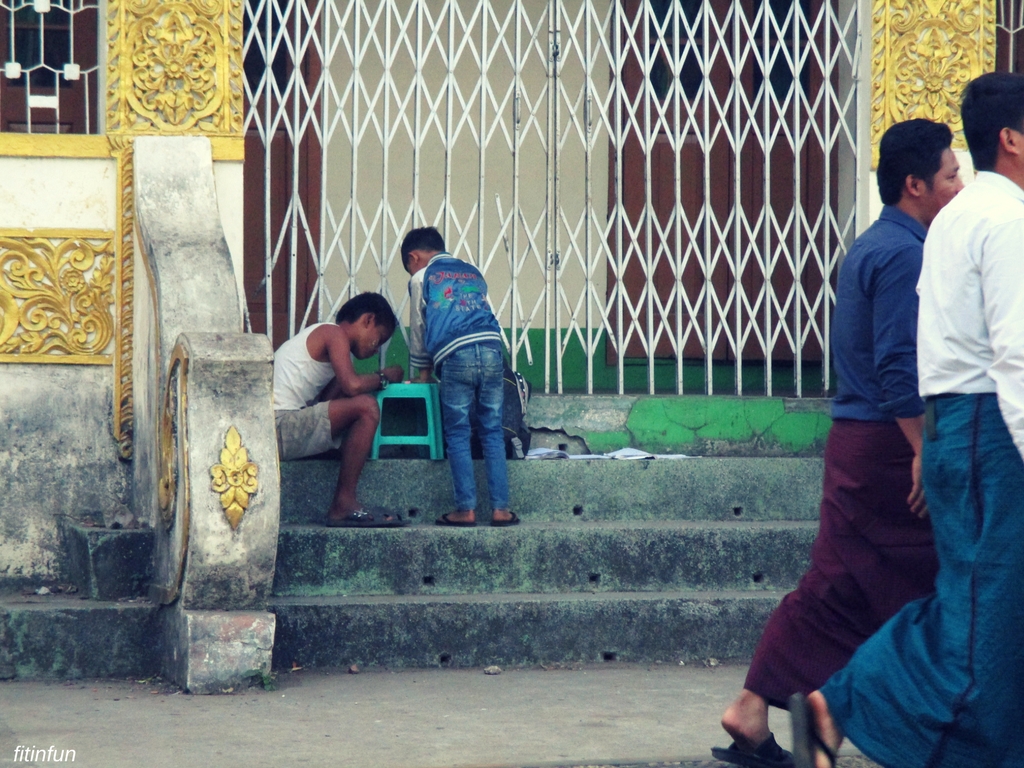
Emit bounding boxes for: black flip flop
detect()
[711,732,794,768]
[789,693,837,768]
[436,513,476,527]
[490,512,520,527]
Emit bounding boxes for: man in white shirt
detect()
[789,72,1024,768]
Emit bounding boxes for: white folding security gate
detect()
[242,0,861,395]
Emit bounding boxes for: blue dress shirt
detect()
[831,205,926,422]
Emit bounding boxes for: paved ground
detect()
[553,763,878,768]
[0,662,876,768]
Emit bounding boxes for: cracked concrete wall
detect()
[526,395,831,457]
[0,366,131,586]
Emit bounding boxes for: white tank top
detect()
[273,323,336,411]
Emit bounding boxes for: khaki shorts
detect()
[275,402,342,461]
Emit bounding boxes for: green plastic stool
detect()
[370,382,445,460]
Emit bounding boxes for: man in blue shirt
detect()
[713,120,962,768]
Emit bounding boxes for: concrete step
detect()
[0,593,159,679]
[281,457,824,525]
[269,590,783,670]
[273,520,816,597]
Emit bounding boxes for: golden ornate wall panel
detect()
[872,0,997,165]
[106,0,244,135]
[0,231,116,363]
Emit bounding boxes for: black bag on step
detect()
[468,362,532,460]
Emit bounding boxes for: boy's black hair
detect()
[400,226,446,271]
[876,119,954,206]
[335,292,397,334]
[962,72,1024,172]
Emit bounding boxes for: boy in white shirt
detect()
[273,292,405,527]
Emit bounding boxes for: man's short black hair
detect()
[962,72,1024,172]
[400,226,446,271]
[335,292,397,335]
[876,119,954,206]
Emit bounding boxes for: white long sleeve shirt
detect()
[407,264,430,371]
[918,170,1024,460]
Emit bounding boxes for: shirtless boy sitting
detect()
[273,292,405,527]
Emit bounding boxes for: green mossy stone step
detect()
[0,595,159,680]
[273,521,816,597]
[270,590,784,670]
[281,458,825,525]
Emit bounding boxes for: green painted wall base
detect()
[363,328,833,397]
[526,395,831,456]
[360,326,833,456]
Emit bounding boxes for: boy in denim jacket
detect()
[402,226,517,527]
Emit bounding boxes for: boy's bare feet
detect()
[326,493,363,524]
[721,689,772,752]
[441,509,476,524]
[491,509,515,525]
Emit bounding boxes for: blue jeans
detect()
[439,342,509,512]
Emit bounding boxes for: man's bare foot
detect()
[790,691,842,768]
[721,689,772,752]
[807,692,841,768]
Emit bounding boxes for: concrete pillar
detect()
[134,137,279,693]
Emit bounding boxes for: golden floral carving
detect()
[0,232,116,361]
[210,426,258,531]
[872,0,996,166]
[107,0,243,134]
[109,136,136,459]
